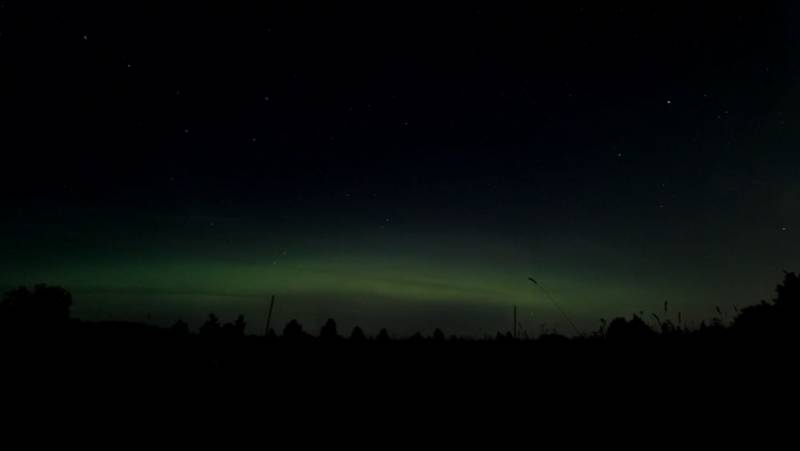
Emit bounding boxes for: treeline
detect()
[1,271,797,345]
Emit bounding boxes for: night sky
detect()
[2,2,799,336]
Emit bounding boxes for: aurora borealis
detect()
[2,2,800,336]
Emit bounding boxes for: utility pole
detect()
[265,295,275,336]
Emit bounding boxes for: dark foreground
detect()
[2,272,799,408]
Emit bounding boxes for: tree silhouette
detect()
[234,314,247,334]
[319,318,339,341]
[349,326,366,342]
[282,319,306,341]
[170,319,190,335]
[733,271,799,339]
[199,313,222,337]
[774,271,800,308]
[376,328,391,343]
[606,315,656,342]
[0,284,72,333]
[222,314,247,338]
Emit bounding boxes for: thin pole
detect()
[265,295,275,336]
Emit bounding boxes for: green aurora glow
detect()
[2,211,792,336]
